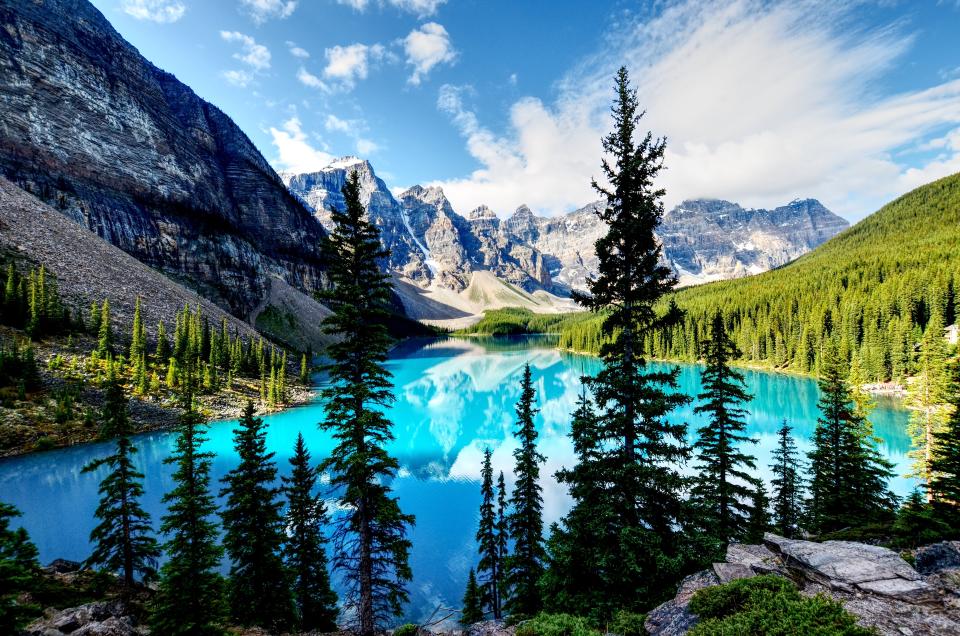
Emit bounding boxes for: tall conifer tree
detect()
[83,373,159,590]
[476,447,503,619]
[97,299,113,357]
[930,359,960,523]
[151,398,226,636]
[283,433,339,632]
[318,170,413,636]
[806,342,895,534]
[504,364,545,618]
[461,568,484,626]
[908,313,951,492]
[547,66,694,615]
[770,422,804,538]
[0,502,40,633]
[690,311,757,545]
[220,401,295,631]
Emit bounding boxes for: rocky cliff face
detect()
[0,0,328,319]
[286,158,847,297]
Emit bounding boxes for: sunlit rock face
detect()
[0,0,328,318]
[285,159,847,296]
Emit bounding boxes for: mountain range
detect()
[0,0,848,335]
[282,159,849,314]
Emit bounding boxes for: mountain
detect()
[559,171,960,382]
[0,0,328,321]
[284,158,848,303]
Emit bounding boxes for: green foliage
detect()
[457,308,589,336]
[690,311,758,544]
[0,338,40,392]
[559,173,960,384]
[907,313,952,485]
[515,613,601,636]
[607,610,647,636]
[150,400,227,636]
[393,623,420,636]
[890,491,954,548]
[283,433,339,632]
[318,170,413,635]
[770,421,804,538]
[0,501,41,633]
[82,375,159,589]
[477,447,504,619]
[930,357,960,522]
[505,364,546,618]
[0,263,72,339]
[545,66,701,620]
[688,575,875,635]
[219,400,295,631]
[461,568,485,625]
[806,342,896,534]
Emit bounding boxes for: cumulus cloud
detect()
[433,0,960,220]
[240,0,297,24]
[220,31,271,78]
[336,0,446,17]
[296,66,327,90]
[403,22,456,86]
[323,43,386,89]
[286,41,310,58]
[222,69,254,87]
[268,117,334,173]
[121,0,185,23]
[325,115,381,156]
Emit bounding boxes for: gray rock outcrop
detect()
[646,534,960,636]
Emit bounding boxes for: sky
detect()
[88,0,960,221]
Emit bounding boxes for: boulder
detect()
[25,600,145,636]
[466,619,514,636]
[645,569,719,636]
[915,542,960,575]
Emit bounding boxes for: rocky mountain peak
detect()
[469,205,498,221]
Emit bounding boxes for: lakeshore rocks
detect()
[645,534,960,636]
[26,600,146,636]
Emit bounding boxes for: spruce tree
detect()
[89,300,101,336]
[300,353,310,385]
[476,448,503,619]
[97,299,113,357]
[151,398,227,636]
[220,400,295,631]
[908,313,952,492]
[769,421,804,538]
[461,568,484,626]
[129,297,145,361]
[745,480,770,543]
[930,358,960,524]
[548,66,694,615]
[504,364,545,618]
[495,470,508,593]
[83,373,159,590]
[283,433,339,632]
[0,502,40,633]
[806,342,895,534]
[155,321,171,364]
[690,311,757,545]
[318,170,413,636]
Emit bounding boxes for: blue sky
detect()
[90,0,960,220]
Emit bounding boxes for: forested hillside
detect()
[560,172,960,381]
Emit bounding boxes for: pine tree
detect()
[461,568,484,626]
[150,398,227,636]
[129,297,145,361]
[806,342,895,534]
[547,66,694,615]
[476,448,503,619]
[504,364,545,618]
[318,170,413,636]
[690,311,758,545]
[82,374,159,590]
[770,422,804,538]
[89,300,101,336]
[283,433,339,632]
[155,320,171,364]
[495,470,508,598]
[0,502,40,633]
[300,353,310,385]
[219,400,295,631]
[97,299,113,357]
[908,313,952,492]
[930,358,960,524]
[745,480,770,544]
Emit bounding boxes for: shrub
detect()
[515,613,600,636]
[33,436,56,451]
[608,610,646,636]
[393,623,419,636]
[688,575,875,635]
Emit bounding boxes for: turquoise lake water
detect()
[0,335,914,623]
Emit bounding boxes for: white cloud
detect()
[325,114,353,133]
[296,66,327,90]
[325,115,381,156]
[240,0,297,24]
[323,43,386,88]
[433,0,960,220]
[269,117,334,173]
[221,69,254,87]
[336,0,445,17]
[220,31,271,70]
[403,22,456,86]
[356,137,380,155]
[121,0,185,23]
[286,41,310,58]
